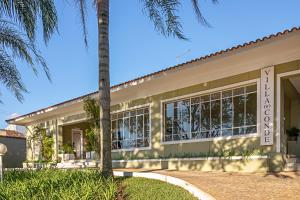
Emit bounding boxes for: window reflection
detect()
[164,84,257,142]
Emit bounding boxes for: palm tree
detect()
[2,0,216,176]
[0,0,58,101]
[81,0,216,176]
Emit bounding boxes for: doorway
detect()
[72,129,83,159]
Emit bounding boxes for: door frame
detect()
[276,69,300,153]
[71,128,83,159]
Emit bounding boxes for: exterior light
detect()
[0,143,7,182]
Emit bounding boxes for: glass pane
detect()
[200,131,210,138]
[111,114,117,120]
[112,120,117,141]
[178,100,190,139]
[233,87,244,96]
[144,137,150,147]
[191,104,201,132]
[124,118,130,139]
[130,116,136,139]
[191,131,201,139]
[112,141,118,150]
[245,126,256,134]
[144,114,149,137]
[191,97,200,104]
[211,99,221,137]
[233,127,244,135]
[122,139,132,149]
[144,108,149,114]
[233,95,245,127]
[222,98,233,129]
[118,112,123,119]
[245,93,257,126]
[137,139,144,147]
[137,115,143,138]
[124,112,130,117]
[222,129,232,136]
[201,101,210,133]
[165,103,174,140]
[130,110,136,117]
[211,92,221,100]
[222,90,232,98]
[117,119,123,140]
[137,109,144,115]
[246,84,257,93]
[165,135,172,141]
[201,95,210,102]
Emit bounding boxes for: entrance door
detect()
[72,129,83,159]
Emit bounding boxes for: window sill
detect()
[161,133,259,145]
[112,146,151,152]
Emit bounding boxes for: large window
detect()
[163,84,257,142]
[111,107,150,150]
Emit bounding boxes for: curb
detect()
[113,171,215,200]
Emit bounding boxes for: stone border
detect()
[113,171,215,200]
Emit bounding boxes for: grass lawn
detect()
[0,169,196,200]
[121,177,197,200]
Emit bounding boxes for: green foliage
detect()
[62,143,74,154]
[140,0,217,40]
[0,0,58,102]
[286,127,300,137]
[30,126,54,161]
[0,169,117,200]
[85,128,97,152]
[83,97,100,129]
[122,177,196,200]
[83,97,100,153]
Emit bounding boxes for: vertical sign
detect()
[260,66,274,145]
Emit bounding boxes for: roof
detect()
[0,129,25,139]
[6,26,300,124]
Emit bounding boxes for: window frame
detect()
[111,104,152,152]
[160,79,260,145]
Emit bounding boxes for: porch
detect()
[57,121,96,161]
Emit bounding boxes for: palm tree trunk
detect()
[97,0,113,176]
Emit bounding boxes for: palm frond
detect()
[190,0,210,27]
[0,20,51,101]
[0,20,50,81]
[141,0,216,40]
[0,49,27,102]
[142,0,186,40]
[75,0,88,47]
[0,0,58,43]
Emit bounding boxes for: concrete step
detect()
[57,160,98,169]
[284,157,300,171]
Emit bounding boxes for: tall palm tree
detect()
[75,0,217,176]
[2,0,215,177]
[0,0,58,101]
[77,0,216,176]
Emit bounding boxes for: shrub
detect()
[0,169,117,200]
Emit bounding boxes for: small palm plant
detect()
[286,127,300,141]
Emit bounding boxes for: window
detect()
[111,107,150,150]
[163,84,257,142]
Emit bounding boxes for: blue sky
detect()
[0,0,299,128]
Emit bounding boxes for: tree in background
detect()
[0,0,58,101]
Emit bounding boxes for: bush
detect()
[0,169,117,200]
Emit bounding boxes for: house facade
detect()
[7,27,300,172]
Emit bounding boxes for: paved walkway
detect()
[114,169,300,200]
